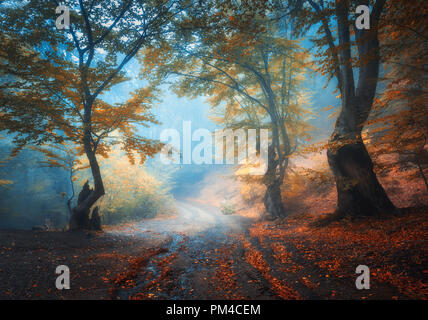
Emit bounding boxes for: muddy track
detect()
[112,200,266,299]
[113,200,340,299]
[110,200,408,300]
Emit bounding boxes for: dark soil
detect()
[0,229,168,299]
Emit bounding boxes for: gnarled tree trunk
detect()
[89,206,102,231]
[69,180,92,230]
[327,137,396,216]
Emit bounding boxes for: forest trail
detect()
[109,200,413,300]
[0,201,424,300]
[111,199,260,299]
[115,200,252,236]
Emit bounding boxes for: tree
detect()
[288,0,398,217]
[0,141,74,228]
[140,2,312,217]
[0,0,188,229]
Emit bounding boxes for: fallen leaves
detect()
[110,247,169,298]
[247,208,428,299]
[240,236,301,300]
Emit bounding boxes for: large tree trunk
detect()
[416,159,428,191]
[89,206,102,231]
[69,181,92,229]
[327,137,396,217]
[264,181,285,218]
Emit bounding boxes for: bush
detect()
[77,150,176,225]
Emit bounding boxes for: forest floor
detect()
[0,200,426,300]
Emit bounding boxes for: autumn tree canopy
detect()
[0,0,190,229]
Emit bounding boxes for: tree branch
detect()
[307,0,343,92]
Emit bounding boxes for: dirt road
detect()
[1,199,422,299]
[110,199,415,300]
[111,200,260,299]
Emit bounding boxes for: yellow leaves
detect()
[299,140,329,155]
[319,105,336,113]
[371,0,427,164]
[139,42,173,75]
[327,108,340,120]
[0,179,13,186]
[91,86,158,148]
[75,147,169,223]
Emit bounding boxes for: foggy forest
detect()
[0,0,426,301]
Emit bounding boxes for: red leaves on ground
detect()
[240,236,301,300]
[248,209,428,299]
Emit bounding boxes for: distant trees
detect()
[0,0,190,229]
[140,1,312,217]
[0,141,173,229]
[88,150,177,224]
[0,138,13,190]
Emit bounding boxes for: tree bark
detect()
[89,206,102,231]
[69,180,92,229]
[66,167,75,221]
[416,160,428,191]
